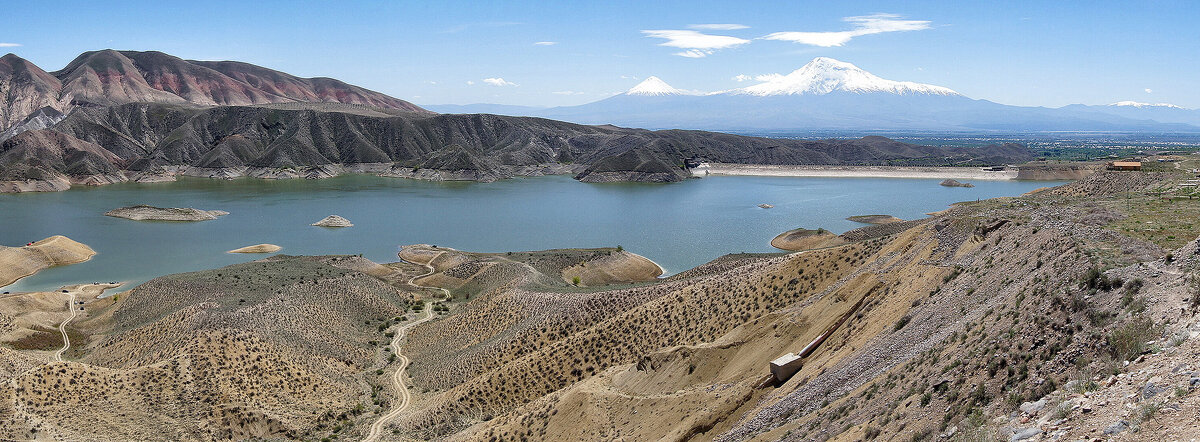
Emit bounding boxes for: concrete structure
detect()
[770,353,804,383]
[769,294,869,383]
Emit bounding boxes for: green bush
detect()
[1108,317,1162,361]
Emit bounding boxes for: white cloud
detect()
[620,75,639,80]
[483,77,518,87]
[553,91,586,95]
[689,24,749,30]
[642,29,750,58]
[763,13,931,47]
[0,43,20,47]
[534,41,557,46]
[755,73,783,82]
[466,80,475,85]
[733,74,752,82]
[1145,88,1153,94]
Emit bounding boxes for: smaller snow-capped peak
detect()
[1109,101,1184,109]
[626,76,686,96]
[731,57,959,97]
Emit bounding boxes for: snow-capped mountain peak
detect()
[626,76,686,96]
[1109,101,1184,109]
[731,57,959,97]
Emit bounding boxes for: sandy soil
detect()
[770,229,846,251]
[0,236,96,287]
[227,244,282,254]
[0,283,121,357]
[561,250,664,286]
[693,163,1018,180]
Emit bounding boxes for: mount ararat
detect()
[427,57,1200,132]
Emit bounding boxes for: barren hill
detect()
[0,255,418,440]
[0,50,426,130]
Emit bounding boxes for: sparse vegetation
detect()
[1108,317,1162,361]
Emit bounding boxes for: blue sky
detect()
[4,0,1199,108]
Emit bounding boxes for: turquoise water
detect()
[0,174,1059,292]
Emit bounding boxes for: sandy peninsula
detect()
[0,236,96,287]
[561,250,664,286]
[770,228,846,252]
[692,163,1018,180]
[228,244,282,254]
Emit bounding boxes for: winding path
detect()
[406,251,450,297]
[53,290,77,362]
[363,252,446,441]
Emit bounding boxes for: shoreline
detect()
[692,163,1020,181]
[0,163,587,194]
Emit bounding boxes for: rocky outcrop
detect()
[0,176,71,193]
[311,215,353,227]
[940,179,974,187]
[0,107,66,143]
[0,235,96,287]
[105,205,229,221]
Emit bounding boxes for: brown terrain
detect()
[770,228,846,252]
[2,162,1200,441]
[227,244,283,254]
[0,50,426,130]
[0,235,95,287]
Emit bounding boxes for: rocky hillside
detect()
[0,100,1035,189]
[387,169,1196,441]
[0,255,418,440]
[0,50,427,131]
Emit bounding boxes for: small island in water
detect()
[105,205,229,221]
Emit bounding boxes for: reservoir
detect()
[0,174,1058,292]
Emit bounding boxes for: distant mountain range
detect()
[0,50,1039,191]
[425,57,1200,132]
